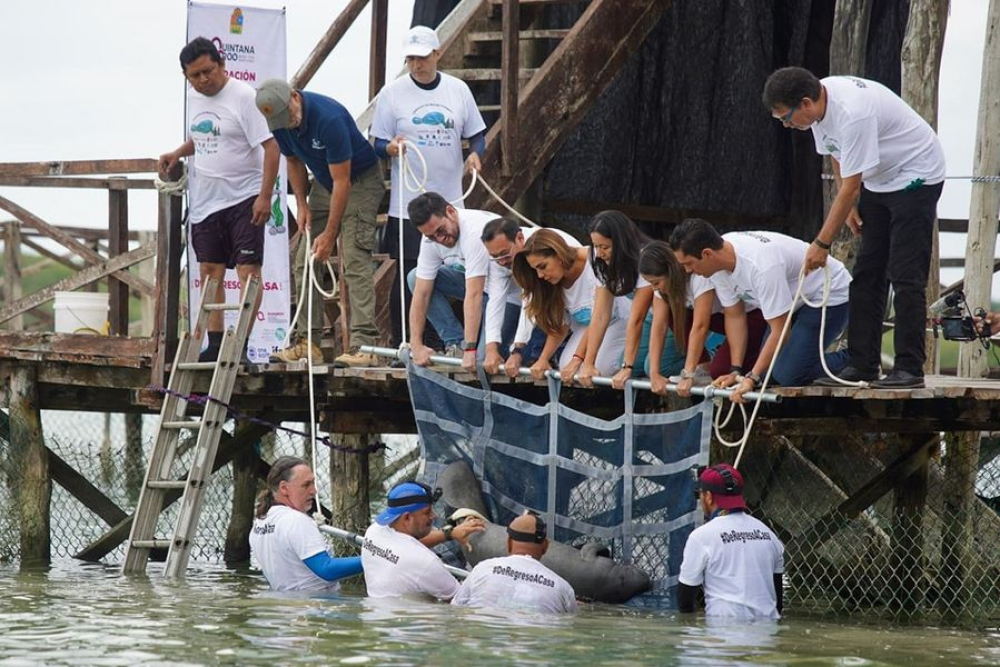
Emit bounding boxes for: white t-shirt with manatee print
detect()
[249,505,339,593]
[710,232,851,321]
[813,76,945,193]
[653,273,723,314]
[186,78,272,224]
[414,208,499,283]
[371,73,487,218]
[451,554,577,614]
[361,523,459,600]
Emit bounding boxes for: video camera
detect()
[929,290,990,343]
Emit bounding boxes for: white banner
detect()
[185,1,290,362]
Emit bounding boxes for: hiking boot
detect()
[270,339,323,365]
[333,347,380,368]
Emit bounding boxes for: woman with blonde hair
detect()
[510,229,627,381]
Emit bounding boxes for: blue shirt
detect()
[272,90,378,191]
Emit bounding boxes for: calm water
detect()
[2,561,1000,666]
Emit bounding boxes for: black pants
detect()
[848,181,943,376]
[378,216,443,349]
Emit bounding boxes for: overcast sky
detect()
[0,0,992,288]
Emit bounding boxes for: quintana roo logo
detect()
[267,175,286,236]
[230,8,244,35]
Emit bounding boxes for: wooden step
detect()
[443,68,537,82]
[478,104,503,113]
[488,0,589,4]
[468,29,570,43]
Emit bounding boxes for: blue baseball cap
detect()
[375,481,441,526]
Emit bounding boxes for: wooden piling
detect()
[224,423,260,564]
[330,434,377,556]
[2,221,23,332]
[124,412,144,504]
[890,433,933,612]
[9,365,50,565]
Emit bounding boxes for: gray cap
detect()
[256,79,294,131]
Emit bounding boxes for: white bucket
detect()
[53,291,109,335]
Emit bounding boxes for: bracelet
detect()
[745,372,762,388]
[621,363,634,370]
[813,238,832,251]
[572,354,585,362]
[729,365,745,375]
[680,368,696,380]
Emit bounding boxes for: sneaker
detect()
[270,340,323,365]
[813,366,878,386]
[333,347,380,368]
[870,370,924,389]
[443,344,463,358]
[198,346,220,363]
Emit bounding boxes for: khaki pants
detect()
[294,164,385,347]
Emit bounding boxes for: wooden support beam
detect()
[787,435,935,551]
[330,434,377,556]
[48,447,128,527]
[0,331,155,361]
[890,433,934,612]
[9,365,51,565]
[940,431,980,622]
[0,194,155,297]
[0,176,156,190]
[0,242,156,325]
[2,221,24,331]
[468,29,569,42]
[500,0,519,179]
[151,192,184,387]
[224,425,262,564]
[466,0,672,211]
[108,183,130,336]
[0,159,157,178]
[368,0,388,101]
[75,420,271,562]
[291,0,371,89]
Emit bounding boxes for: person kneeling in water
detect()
[250,457,363,593]
[451,512,577,614]
[362,481,485,600]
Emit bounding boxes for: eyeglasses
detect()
[490,242,517,265]
[775,102,799,125]
[422,222,451,243]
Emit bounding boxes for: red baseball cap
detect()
[697,464,746,510]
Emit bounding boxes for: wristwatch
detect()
[462,340,478,352]
[442,524,454,541]
[745,371,762,388]
[680,368,696,380]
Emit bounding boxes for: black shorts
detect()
[191,195,264,269]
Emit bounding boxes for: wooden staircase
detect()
[357,0,670,214]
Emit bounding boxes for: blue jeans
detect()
[641,325,726,378]
[770,303,850,386]
[406,266,520,356]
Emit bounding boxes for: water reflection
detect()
[2,560,1000,665]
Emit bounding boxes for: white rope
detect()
[391,139,542,347]
[154,163,188,195]
[713,264,863,469]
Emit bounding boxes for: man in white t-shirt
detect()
[159,37,279,365]
[362,481,485,600]
[407,192,502,371]
[678,464,784,620]
[670,219,851,402]
[451,512,577,614]
[479,218,581,374]
[372,25,487,349]
[764,67,945,389]
[250,457,363,593]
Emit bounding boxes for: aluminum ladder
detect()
[122,275,260,577]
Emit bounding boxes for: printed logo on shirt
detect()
[252,522,275,535]
[719,529,773,545]
[737,232,772,244]
[362,538,400,564]
[191,112,223,155]
[845,77,868,89]
[492,565,556,588]
[311,139,325,150]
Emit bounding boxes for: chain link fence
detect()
[0,409,419,566]
[4,406,1000,626]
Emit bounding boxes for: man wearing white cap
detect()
[255,79,386,368]
[361,480,484,600]
[371,25,487,350]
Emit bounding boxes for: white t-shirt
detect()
[678,511,784,620]
[813,76,946,193]
[451,554,578,614]
[249,505,339,593]
[484,227,580,345]
[710,232,851,320]
[361,523,459,600]
[513,251,621,344]
[414,208,499,284]
[652,273,723,313]
[371,73,487,218]
[187,78,272,223]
